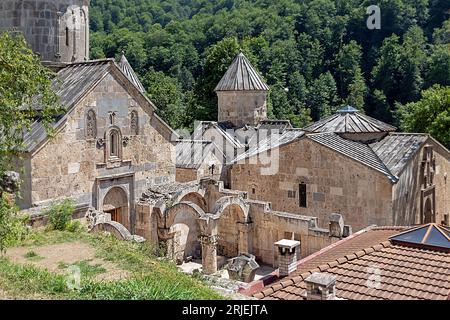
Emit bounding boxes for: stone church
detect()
[3,1,177,233]
[3,0,450,274]
[192,50,450,231]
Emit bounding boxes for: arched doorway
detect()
[165,202,205,263]
[102,187,129,228]
[424,198,434,224]
[169,209,200,263]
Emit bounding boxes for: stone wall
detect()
[230,138,394,231]
[135,180,339,268]
[18,69,175,232]
[176,168,198,183]
[0,0,89,63]
[434,142,450,225]
[392,138,450,226]
[217,91,267,127]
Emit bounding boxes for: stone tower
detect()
[215,52,269,128]
[0,0,89,64]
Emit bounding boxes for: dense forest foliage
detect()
[89,0,450,144]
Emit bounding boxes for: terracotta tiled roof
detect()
[253,226,450,300]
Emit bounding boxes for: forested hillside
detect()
[89,0,450,145]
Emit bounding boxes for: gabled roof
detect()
[257,120,293,131]
[370,133,429,176]
[23,59,112,152]
[22,57,175,153]
[304,106,397,133]
[229,130,434,183]
[117,54,145,93]
[308,132,397,182]
[215,52,269,92]
[390,223,450,252]
[254,225,450,300]
[175,140,223,169]
[232,129,305,163]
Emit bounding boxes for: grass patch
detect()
[23,250,44,262]
[0,230,223,300]
[58,260,107,278]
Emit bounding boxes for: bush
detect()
[66,220,83,233]
[0,194,29,252]
[45,199,75,231]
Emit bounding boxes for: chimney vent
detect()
[329,213,344,238]
[274,239,300,277]
[305,272,337,300]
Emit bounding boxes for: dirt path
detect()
[5,241,129,281]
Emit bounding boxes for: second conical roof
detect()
[215,52,269,92]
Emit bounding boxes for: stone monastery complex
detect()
[2,0,450,300]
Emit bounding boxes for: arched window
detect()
[86,109,97,139]
[110,131,118,157]
[130,110,139,135]
[105,127,122,162]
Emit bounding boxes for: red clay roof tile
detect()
[253,226,450,300]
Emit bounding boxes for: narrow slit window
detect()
[299,183,307,208]
[65,27,69,46]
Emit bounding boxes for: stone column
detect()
[157,227,175,259]
[237,222,253,255]
[199,234,219,275]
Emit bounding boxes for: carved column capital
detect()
[198,234,220,246]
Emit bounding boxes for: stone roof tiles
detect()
[215,52,269,92]
[175,140,222,169]
[23,59,112,152]
[117,54,145,93]
[307,132,397,181]
[370,133,429,176]
[304,106,397,133]
[22,56,162,153]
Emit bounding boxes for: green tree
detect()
[308,72,339,120]
[142,69,186,129]
[397,85,450,148]
[0,32,61,174]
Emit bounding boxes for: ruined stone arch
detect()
[171,187,207,212]
[212,196,249,223]
[212,196,249,258]
[165,201,206,262]
[178,192,207,212]
[165,201,206,228]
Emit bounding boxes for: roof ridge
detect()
[366,140,397,180]
[66,58,115,66]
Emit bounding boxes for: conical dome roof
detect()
[305,106,396,134]
[215,52,269,92]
